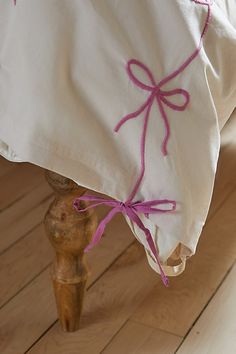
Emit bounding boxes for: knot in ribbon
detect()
[72,0,212,289]
[73,195,176,287]
[114,59,190,156]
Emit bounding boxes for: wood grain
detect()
[0,269,55,354]
[102,320,182,354]
[0,156,15,177]
[0,185,52,254]
[44,170,98,332]
[0,224,53,308]
[27,243,159,354]
[131,189,236,336]
[0,163,44,211]
[207,145,236,219]
[176,263,236,354]
[0,212,134,353]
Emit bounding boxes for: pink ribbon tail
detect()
[73,195,176,287]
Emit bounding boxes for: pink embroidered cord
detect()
[114,59,190,203]
[114,60,190,158]
[74,196,176,287]
[73,0,212,287]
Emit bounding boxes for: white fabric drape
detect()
[0,0,235,276]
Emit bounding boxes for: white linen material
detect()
[0,0,235,276]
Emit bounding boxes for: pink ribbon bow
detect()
[73,195,176,287]
[114,59,190,156]
[73,0,212,288]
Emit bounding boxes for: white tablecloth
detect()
[0,0,236,278]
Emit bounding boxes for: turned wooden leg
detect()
[44,170,97,332]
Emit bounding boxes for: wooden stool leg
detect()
[44,170,97,332]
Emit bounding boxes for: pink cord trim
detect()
[114,60,190,157]
[74,0,212,287]
[114,59,190,202]
[74,196,176,287]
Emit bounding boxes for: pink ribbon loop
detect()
[114,59,190,156]
[73,0,212,288]
[73,195,176,287]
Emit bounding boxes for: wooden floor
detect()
[0,113,236,354]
